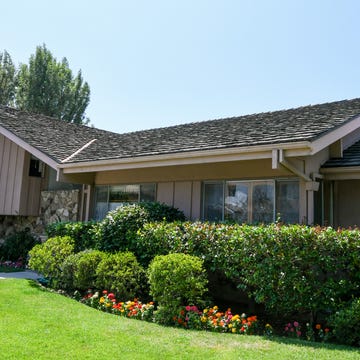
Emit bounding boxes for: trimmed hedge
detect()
[28,236,75,287]
[95,251,146,299]
[94,202,185,253]
[46,221,98,252]
[138,222,360,317]
[45,203,185,255]
[148,253,208,324]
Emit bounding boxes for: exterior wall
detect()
[0,136,42,216]
[94,159,299,221]
[0,189,80,243]
[333,180,360,227]
[0,134,26,215]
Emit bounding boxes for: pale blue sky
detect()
[2,0,360,133]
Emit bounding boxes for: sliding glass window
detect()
[203,179,298,224]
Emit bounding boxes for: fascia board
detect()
[59,141,312,174]
[0,125,59,170]
[310,115,360,154]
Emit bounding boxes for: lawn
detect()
[0,279,359,360]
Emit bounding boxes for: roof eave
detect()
[0,124,59,170]
[59,141,313,174]
[310,114,360,154]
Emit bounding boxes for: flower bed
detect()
[81,290,264,335]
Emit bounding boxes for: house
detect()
[2,98,360,238]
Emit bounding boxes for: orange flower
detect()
[316,324,321,330]
[325,328,330,333]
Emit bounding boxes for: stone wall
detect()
[41,190,80,224]
[0,189,80,243]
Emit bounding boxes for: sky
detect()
[2,0,360,134]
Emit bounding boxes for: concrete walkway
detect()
[0,270,42,280]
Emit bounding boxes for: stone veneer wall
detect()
[0,189,80,243]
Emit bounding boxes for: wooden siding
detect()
[0,135,41,216]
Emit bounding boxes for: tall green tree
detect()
[16,44,90,124]
[0,50,16,106]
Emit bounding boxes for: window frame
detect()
[202,178,299,224]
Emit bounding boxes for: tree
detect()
[0,50,16,106]
[16,44,90,124]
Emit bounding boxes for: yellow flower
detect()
[228,324,233,329]
[99,297,105,304]
[232,328,237,333]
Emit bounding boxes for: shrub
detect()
[139,222,360,320]
[46,221,98,252]
[95,251,146,299]
[0,229,40,262]
[148,253,208,324]
[139,202,185,222]
[60,249,106,291]
[74,249,106,290]
[328,298,360,347]
[95,202,185,253]
[28,236,74,287]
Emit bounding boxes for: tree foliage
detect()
[0,50,16,106]
[0,45,90,124]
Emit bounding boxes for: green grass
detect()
[0,279,359,360]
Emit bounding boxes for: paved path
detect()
[0,270,41,280]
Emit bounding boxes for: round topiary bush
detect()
[28,236,75,287]
[60,249,106,291]
[148,253,208,324]
[95,251,146,299]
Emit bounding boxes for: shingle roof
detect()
[322,140,360,168]
[1,98,360,164]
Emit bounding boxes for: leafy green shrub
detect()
[28,236,74,287]
[46,221,98,252]
[139,222,360,320]
[95,251,146,299]
[328,298,360,347]
[148,253,208,324]
[133,221,184,267]
[139,202,185,222]
[0,229,40,262]
[95,202,185,253]
[95,205,148,252]
[60,249,106,290]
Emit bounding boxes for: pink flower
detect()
[107,293,115,300]
[294,321,299,327]
[297,331,301,337]
[185,305,191,311]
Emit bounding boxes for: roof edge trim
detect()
[0,125,59,170]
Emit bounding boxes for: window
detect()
[203,179,299,224]
[93,184,156,220]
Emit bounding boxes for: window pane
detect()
[276,180,299,223]
[252,181,274,223]
[109,185,140,207]
[203,183,224,221]
[225,182,249,223]
[94,186,109,220]
[140,184,156,202]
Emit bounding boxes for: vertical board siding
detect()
[0,135,27,215]
[157,182,174,206]
[174,181,192,219]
